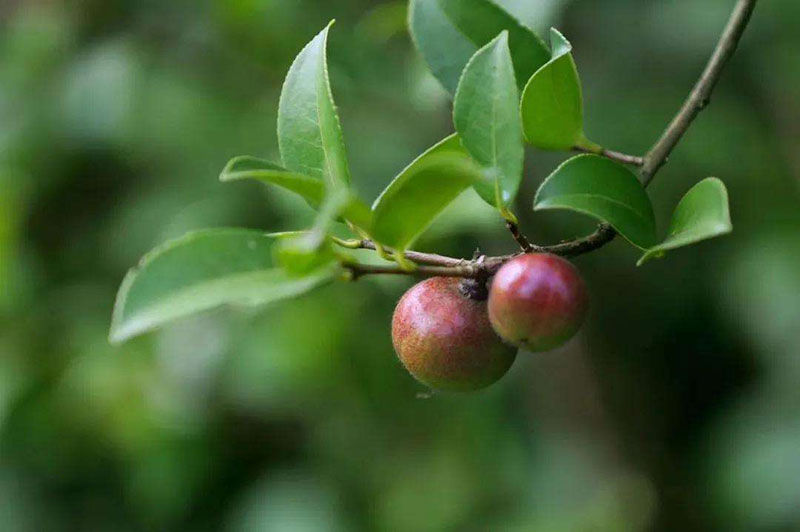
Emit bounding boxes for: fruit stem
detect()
[505,219,533,253]
[458,277,489,301]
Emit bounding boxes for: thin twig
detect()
[347,239,465,267]
[537,224,618,258]
[573,145,644,167]
[641,0,757,186]
[343,262,480,280]
[505,220,533,252]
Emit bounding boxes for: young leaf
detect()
[220,156,326,207]
[110,229,336,343]
[534,155,657,249]
[278,21,351,190]
[638,178,732,266]
[274,235,338,278]
[275,189,350,276]
[521,29,592,151]
[220,156,372,230]
[409,0,550,94]
[453,31,524,211]
[372,152,488,254]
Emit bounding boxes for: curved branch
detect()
[534,223,618,258]
[341,0,757,279]
[549,0,757,255]
[640,0,757,186]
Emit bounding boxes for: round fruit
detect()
[488,253,588,352]
[392,277,517,392]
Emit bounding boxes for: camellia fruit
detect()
[488,254,588,352]
[392,277,517,392]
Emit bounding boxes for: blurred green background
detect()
[1,0,798,530]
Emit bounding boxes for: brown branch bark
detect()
[351,240,466,267]
[343,262,480,279]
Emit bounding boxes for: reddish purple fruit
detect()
[392,277,517,392]
[488,254,588,352]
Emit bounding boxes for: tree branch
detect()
[340,0,757,279]
[640,0,757,186]
[551,0,757,254]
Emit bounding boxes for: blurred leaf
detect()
[371,152,488,253]
[278,21,351,190]
[453,31,523,211]
[408,0,550,94]
[275,238,337,278]
[724,233,800,361]
[110,229,336,343]
[357,2,409,44]
[226,472,345,532]
[534,155,657,249]
[493,0,568,33]
[220,156,372,229]
[60,41,140,144]
[521,29,591,151]
[638,178,732,265]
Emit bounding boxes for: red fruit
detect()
[488,254,588,352]
[392,277,517,392]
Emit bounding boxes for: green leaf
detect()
[521,28,592,151]
[534,154,657,249]
[274,235,338,278]
[372,151,488,253]
[278,21,351,190]
[275,189,350,276]
[453,31,524,210]
[220,156,326,207]
[220,156,372,230]
[110,229,336,343]
[638,178,732,266]
[409,0,550,95]
[413,133,468,159]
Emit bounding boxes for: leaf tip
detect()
[637,249,664,267]
[218,157,238,182]
[107,326,127,345]
[549,27,572,57]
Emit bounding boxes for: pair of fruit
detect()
[392,254,588,392]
